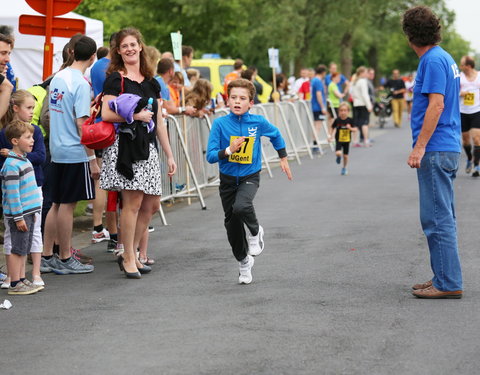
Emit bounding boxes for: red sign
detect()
[25,0,82,17]
[19,15,85,38]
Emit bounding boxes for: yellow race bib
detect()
[229,136,255,164]
[338,128,351,143]
[464,92,475,106]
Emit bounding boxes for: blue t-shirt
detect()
[310,77,326,111]
[155,75,170,100]
[90,57,110,97]
[411,46,461,152]
[49,68,91,163]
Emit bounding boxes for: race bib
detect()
[338,128,351,143]
[464,92,475,106]
[229,136,254,164]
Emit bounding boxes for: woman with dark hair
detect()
[185,78,213,116]
[100,28,177,278]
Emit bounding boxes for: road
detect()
[2,118,480,375]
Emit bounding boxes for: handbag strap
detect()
[89,74,125,121]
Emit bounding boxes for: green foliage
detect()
[75,0,472,79]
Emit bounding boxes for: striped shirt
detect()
[1,151,42,221]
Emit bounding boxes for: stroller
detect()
[373,89,393,128]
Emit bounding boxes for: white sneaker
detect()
[248,226,264,256]
[1,280,11,289]
[238,255,254,284]
[91,228,110,243]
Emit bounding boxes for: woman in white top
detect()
[351,66,373,147]
[459,55,480,176]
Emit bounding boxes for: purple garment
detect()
[108,94,154,132]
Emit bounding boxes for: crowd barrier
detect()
[156,100,333,225]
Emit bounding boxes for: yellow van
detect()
[190,58,272,103]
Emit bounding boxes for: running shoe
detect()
[148,226,155,233]
[238,255,254,285]
[341,168,348,176]
[107,238,117,253]
[248,226,264,257]
[52,257,94,275]
[466,160,473,174]
[473,166,480,177]
[91,228,110,243]
[8,281,38,295]
[353,143,362,148]
[336,155,341,164]
[40,256,61,273]
[71,247,93,264]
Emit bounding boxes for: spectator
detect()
[96,46,109,60]
[325,62,350,96]
[351,66,373,147]
[293,68,309,94]
[327,72,345,121]
[100,28,177,278]
[41,36,98,275]
[169,71,184,107]
[0,26,16,91]
[240,68,260,104]
[0,33,14,119]
[187,68,200,86]
[249,66,263,104]
[298,68,314,100]
[310,64,328,150]
[223,59,244,99]
[145,45,161,76]
[174,45,194,88]
[385,69,406,127]
[185,78,213,117]
[156,58,195,116]
[161,51,174,61]
[270,74,296,102]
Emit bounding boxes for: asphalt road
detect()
[2,118,480,375]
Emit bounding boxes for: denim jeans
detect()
[417,151,463,291]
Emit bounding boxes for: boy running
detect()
[207,79,292,284]
[329,102,357,175]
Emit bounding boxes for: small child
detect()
[330,102,357,175]
[0,90,46,289]
[0,120,43,295]
[207,79,292,285]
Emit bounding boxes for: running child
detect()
[330,102,357,175]
[206,79,292,284]
[0,90,46,290]
[0,120,43,295]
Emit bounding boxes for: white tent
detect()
[0,0,104,89]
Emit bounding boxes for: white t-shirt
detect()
[49,67,91,163]
[460,71,480,114]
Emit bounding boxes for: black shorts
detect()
[335,142,350,155]
[313,111,326,121]
[328,106,338,118]
[50,162,95,204]
[353,106,370,127]
[461,112,480,132]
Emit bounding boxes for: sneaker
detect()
[23,279,44,291]
[353,143,362,148]
[32,276,45,287]
[248,226,264,257]
[91,228,110,243]
[148,226,155,233]
[238,255,254,285]
[8,281,38,295]
[40,256,60,273]
[412,285,462,299]
[466,160,473,174]
[84,205,93,216]
[472,166,480,177]
[0,272,7,282]
[52,257,94,275]
[71,247,93,264]
[336,155,341,164]
[1,279,10,289]
[107,238,117,253]
[113,244,124,257]
[341,168,348,176]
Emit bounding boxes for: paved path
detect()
[2,119,480,375]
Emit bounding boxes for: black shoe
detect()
[138,264,152,274]
[117,256,141,279]
[107,239,117,253]
[473,168,480,177]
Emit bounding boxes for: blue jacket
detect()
[0,125,46,186]
[206,111,287,177]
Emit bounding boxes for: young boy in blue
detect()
[207,79,292,284]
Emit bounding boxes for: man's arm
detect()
[0,77,13,119]
[76,117,100,179]
[316,90,327,114]
[407,93,444,168]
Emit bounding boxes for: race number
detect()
[464,92,475,106]
[338,129,351,143]
[229,136,254,164]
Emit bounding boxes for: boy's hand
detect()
[230,136,245,153]
[16,219,27,232]
[0,148,9,157]
[280,157,292,180]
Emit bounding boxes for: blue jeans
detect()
[417,151,463,291]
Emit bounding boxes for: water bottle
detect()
[142,97,154,127]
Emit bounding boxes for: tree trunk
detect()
[340,32,353,78]
[367,45,380,86]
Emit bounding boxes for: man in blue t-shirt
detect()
[42,36,98,276]
[325,62,349,95]
[310,64,328,151]
[403,6,463,299]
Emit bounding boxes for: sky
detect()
[445,0,480,53]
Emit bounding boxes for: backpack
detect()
[27,76,53,138]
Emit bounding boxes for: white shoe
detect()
[238,255,254,285]
[1,279,11,289]
[248,226,264,256]
[91,228,110,243]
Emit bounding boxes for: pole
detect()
[179,31,191,205]
[43,0,54,80]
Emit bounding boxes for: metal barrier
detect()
[156,100,332,224]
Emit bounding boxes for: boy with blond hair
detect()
[1,120,43,295]
[207,79,292,284]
